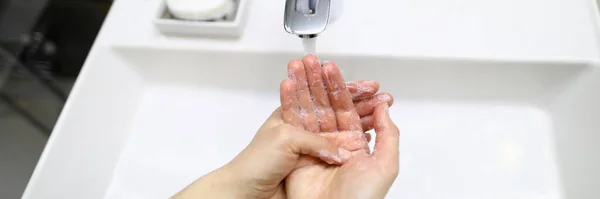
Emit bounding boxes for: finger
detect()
[354,93,394,117]
[322,62,353,111]
[361,115,374,132]
[280,79,302,127]
[295,156,322,168]
[277,124,351,164]
[303,55,337,132]
[323,62,362,131]
[320,130,369,152]
[346,80,379,100]
[372,103,400,164]
[288,60,319,132]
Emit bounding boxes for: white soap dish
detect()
[154,0,250,38]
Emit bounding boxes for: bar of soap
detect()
[166,0,234,21]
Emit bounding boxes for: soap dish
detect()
[154,0,250,38]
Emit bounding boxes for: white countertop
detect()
[23,1,600,198]
[94,0,600,62]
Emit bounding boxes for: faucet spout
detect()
[284,0,331,37]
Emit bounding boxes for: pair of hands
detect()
[172,55,399,199]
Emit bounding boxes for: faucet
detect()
[284,0,332,39]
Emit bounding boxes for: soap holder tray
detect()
[154,0,250,37]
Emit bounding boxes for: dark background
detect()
[0,0,112,198]
[0,0,112,77]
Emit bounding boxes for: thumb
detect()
[275,124,351,165]
[372,103,400,164]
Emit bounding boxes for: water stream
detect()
[301,37,317,55]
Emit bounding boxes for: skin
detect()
[282,55,394,137]
[172,58,396,199]
[282,55,399,199]
[171,109,347,199]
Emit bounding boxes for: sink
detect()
[23,46,600,199]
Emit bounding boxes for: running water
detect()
[301,37,317,55]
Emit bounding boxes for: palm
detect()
[280,55,396,199]
[285,131,369,199]
[286,132,397,199]
[323,153,388,198]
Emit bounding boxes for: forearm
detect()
[171,167,242,199]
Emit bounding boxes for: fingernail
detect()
[382,103,389,114]
[320,150,338,164]
[377,94,392,102]
[338,148,352,161]
[331,156,342,164]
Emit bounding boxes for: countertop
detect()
[22,1,600,198]
[93,0,600,62]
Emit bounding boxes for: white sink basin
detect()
[22,46,600,198]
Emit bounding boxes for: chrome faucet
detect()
[284,0,331,38]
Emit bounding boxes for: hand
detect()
[281,55,394,138]
[172,63,392,199]
[281,55,399,199]
[171,109,349,199]
[318,104,400,199]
